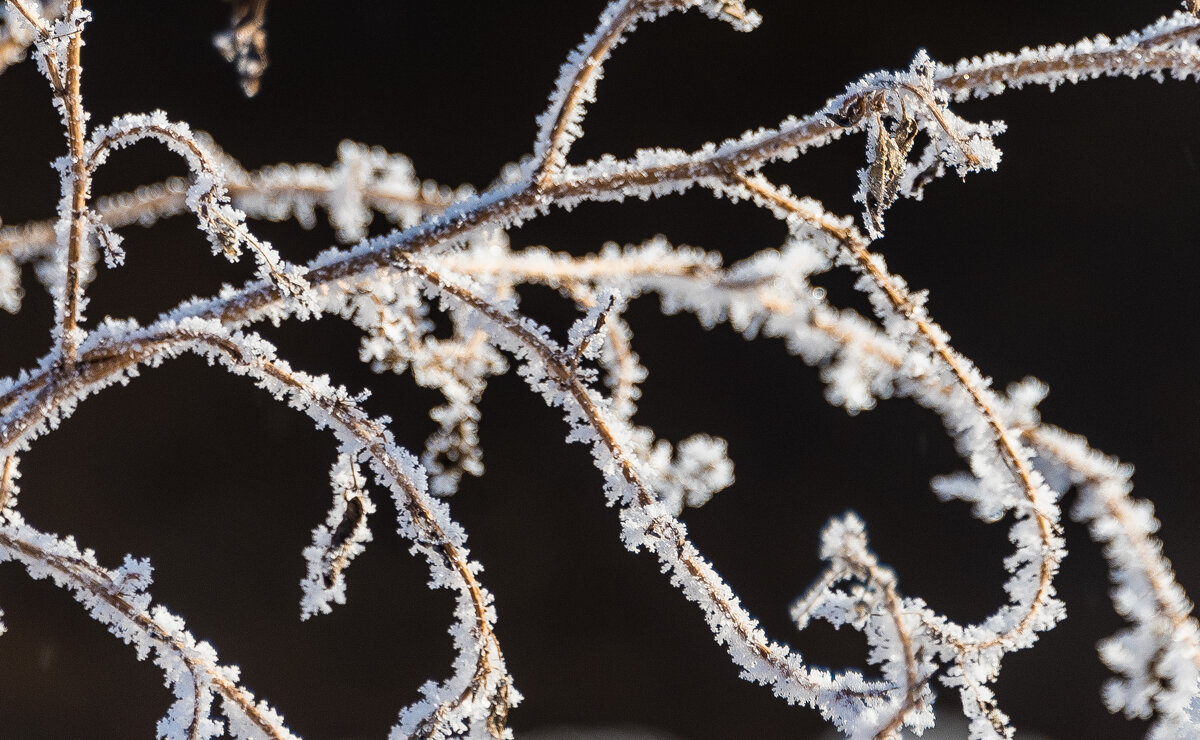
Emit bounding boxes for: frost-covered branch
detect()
[0,316,516,737]
[531,0,760,186]
[0,0,65,76]
[3,0,1200,737]
[0,139,454,283]
[6,10,1197,327]
[1029,424,1200,738]
[724,170,1065,646]
[396,256,924,733]
[0,515,297,740]
[12,0,92,367]
[431,232,1200,735]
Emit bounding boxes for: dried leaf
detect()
[865,104,918,234]
[322,495,366,588]
[213,0,270,97]
[828,94,870,129]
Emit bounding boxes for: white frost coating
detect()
[2,1,1198,737]
[416,263,933,734]
[565,289,620,369]
[437,234,902,416]
[0,253,22,313]
[189,327,515,737]
[652,434,734,513]
[236,140,429,243]
[0,142,447,293]
[1,313,517,733]
[533,0,759,178]
[30,6,95,348]
[0,516,298,740]
[1027,420,1200,739]
[84,111,314,305]
[332,244,510,498]
[842,67,1005,237]
[788,197,1069,693]
[591,195,1067,734]
[0,3,54,73]
[2,211,1070,738]
[0,454,19,516]
[935,11,1200,103]
[299,451,376,620]
[794,514,941,739]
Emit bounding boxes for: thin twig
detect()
[727,171,1062,651]
[58,0,87,368]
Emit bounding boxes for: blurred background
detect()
[1,1,1198,737]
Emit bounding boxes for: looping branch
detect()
[84,112,312,301]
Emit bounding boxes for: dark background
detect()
[1,1,1198,738]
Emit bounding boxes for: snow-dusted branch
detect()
[0,316,515,737]
[397,255,926,733]
[0,515,297,740]
[11,0,92,367]
[3,0,1199,737]
[0,0,65,75]
[425,230,1200,736]
[1029,424,1200,738]
[531,0,760,186]
[5,10,1197,327]
[0,139,453,284]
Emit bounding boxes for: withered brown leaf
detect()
[865,104,918,234]
[322,495,365,588]
[213,0,270,97]
[828,94,870,129]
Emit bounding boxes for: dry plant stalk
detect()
[1,1,1199,738]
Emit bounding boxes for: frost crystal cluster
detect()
[1,1,1199,738]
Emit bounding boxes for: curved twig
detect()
[0,522,296,739]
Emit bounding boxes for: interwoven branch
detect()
[1,1,1198,738]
